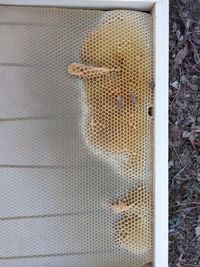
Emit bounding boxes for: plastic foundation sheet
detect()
[0,6,153,267]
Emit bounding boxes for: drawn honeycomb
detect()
[112,184,153,261]
[68,10,153,265]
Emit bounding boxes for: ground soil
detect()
[169,0,200,266]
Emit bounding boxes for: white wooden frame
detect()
[1,0,162,11]
[0,1,169,267]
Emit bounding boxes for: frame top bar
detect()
[0,0,160,11]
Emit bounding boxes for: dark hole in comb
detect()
[148,107,153,117]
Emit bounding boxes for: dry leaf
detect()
[175,100,186,110]
[195,225,200,237]
[189,134,196,149]
[172,22,178,32]
[180,76,198,91]
[180,75,187,83]
[175,46,188,65]
[194,141,200,148]
[190,84,198,91]
[187,80,199,91]
[192,35,200,46]
[186,19,190,30]
[191,124,200,133]
[189,133,200,149]
[176,30,184,42]
[182,131,192,139]
[170,80,179,89]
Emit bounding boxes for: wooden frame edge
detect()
[152,1,169,267]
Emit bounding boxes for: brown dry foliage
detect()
[169,0,200,266]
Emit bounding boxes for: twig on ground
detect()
[172,146,183,167]
[170,165,187,191]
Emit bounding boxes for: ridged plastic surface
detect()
[68,10,153,265]
[0,6,153,267]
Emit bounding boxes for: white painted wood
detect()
[152,1,169,267]
[0,0,159,11]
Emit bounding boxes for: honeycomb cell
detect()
[68,9,153,266]
[113,185,152,258]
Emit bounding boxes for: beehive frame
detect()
[0,1,169,267]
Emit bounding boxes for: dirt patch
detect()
[169,0,200,266]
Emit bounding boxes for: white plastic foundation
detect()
[0,1,169,267]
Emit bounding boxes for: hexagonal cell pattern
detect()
[112,185,152,261]
[0,6,153,267]
[69,10,153,180]
[68,10,153,266]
